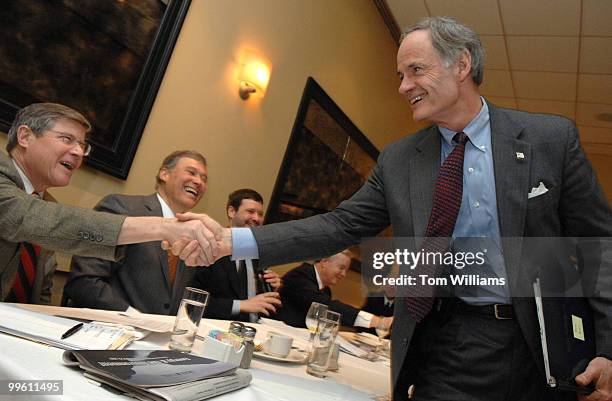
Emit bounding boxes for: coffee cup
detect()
[263,332,293,358]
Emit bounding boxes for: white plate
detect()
[253,348,308,364]
[354,332,382,347]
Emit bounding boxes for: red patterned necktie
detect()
[6,242,41,303]
[405,132,468,322]
[167,251,179,288]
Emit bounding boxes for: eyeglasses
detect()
[44,129,92,156]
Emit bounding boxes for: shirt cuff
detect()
[231,300,241,315]
[354,311,374,328]
[231,228,259,260]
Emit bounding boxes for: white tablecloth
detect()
[0,309,390,401]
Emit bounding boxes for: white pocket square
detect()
[528,181,548,199]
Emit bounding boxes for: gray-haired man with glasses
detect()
[0,103,220,302]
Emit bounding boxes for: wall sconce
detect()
[238,50,272,100]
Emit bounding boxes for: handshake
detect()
[160,213,233,267]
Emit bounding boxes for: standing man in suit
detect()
[1,103,217,302]
[280,250,393,329]
[65,150,208,315]
[190,189,281,322]
[181,17,611,400]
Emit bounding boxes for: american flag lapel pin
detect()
[516,152,525,160]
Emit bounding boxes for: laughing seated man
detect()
[65,150,209,315]
[0,103,216,302]
[279,250,392,330]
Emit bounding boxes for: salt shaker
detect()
[229,321,245,350]
[239,326,257,368]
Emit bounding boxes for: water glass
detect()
[169,287,209,352]
[305,302,328,340]
[306,317,339,377]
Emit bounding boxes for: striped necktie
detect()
[6,242,41,303]
[405,132,468,322]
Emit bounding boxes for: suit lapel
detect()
[489,103,546,373]
[409,126,441,237]
[489,104,531,291]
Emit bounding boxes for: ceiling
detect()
[374,0,612,157]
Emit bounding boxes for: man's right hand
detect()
[239,292,282,316]
[175,212,233,258]
[163,218,218,266]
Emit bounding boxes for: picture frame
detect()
[0,0,191,179]
[265,77,379,224]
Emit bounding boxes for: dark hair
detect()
[226,188,264,211]
[402,17,485,85]
[6,103,91,153]
[155,150,207,188]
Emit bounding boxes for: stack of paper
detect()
[0,304,134,350]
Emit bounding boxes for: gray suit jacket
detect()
[0,152,125,300]
[65,194,197,315]
[251,103,612,395]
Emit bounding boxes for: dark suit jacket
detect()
[0,152,125,300]
[362,294,394,317]
[278,263,360,328]
[359,293,394,335]
[190,256,268,321]
[249,103,612,397]
[65,194,197,315]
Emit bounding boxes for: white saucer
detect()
[253,348,308,364]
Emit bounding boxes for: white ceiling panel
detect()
[499,0,580,36]
[485,96,517,109]
[480,35,509,70]
[580,38,612,74]
[576,103,612,128]
[513,71,576,102]
[506,36,579,73]
[516,99,575,120]
[480,69,514,97]
[582,0,612,36]
[425,0,503,35]
[582,142,612,156]
[578,74,612,104]
[578,125,612,144]
[385,0,429,31]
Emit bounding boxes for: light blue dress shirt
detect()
[438,100,509,304]
[232,99,510,305]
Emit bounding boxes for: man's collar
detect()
[12,159,40,197]
[156,193,175,218]
[438,97,490,152]
[313,264,324,290]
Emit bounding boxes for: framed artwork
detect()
[266,77,379,224]
[0,0,191,179]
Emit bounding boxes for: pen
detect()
[61,323,84,339]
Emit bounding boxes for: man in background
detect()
[280,250,392,330]
[191,189,281,322]
[0,103,216,302]
[65,150,208,315]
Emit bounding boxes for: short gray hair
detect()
[316,249,354,264]
[6,103,92,153]
[402,17,485,85]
